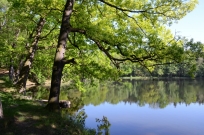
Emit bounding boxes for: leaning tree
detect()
[2,0,64,91]
[46,0,198,110]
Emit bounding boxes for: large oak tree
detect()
[46,0,198,110]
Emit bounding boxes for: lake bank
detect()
[0,90,97,135]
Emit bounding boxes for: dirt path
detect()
[0,68,37,89]
[0,68,8,76]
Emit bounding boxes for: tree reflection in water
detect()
[27,79,204,109]
[82,80,204,108]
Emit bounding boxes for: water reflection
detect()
[84,102,204,135]
[82,80,204,108]
[27,80,204,108]
[82,80,204,135]
[27,80,204,135]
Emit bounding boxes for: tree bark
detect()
[9,29,20,82]
[13,56,24,84]
[16,17,45,93]
[9,60,14,81]
[0,98,3,119]
[46,0,75,111]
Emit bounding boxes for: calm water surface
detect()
[82,80,204,135]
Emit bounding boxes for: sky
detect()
[169,0,204,43]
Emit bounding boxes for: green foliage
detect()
[60,109,95,135]
[0,0,201,92]
[61,0,198,86]
[96,116,111,135]
[30,71,46,84]
[0,76,14,87]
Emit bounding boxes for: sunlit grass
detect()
[0,91,99,135]
[18,116,26,122]
[32,115,40,120]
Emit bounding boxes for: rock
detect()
[59,101,71,108]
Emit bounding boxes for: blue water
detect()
[84,102,204,135]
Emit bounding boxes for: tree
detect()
[16,17,46,92]
[46,0,76,110]
[46,0,198,110]
[0,0,9,28]
[2,0,64,91]
[0,98,3,119]
[0,0,11,68]
[179,38,204,77]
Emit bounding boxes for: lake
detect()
[81,80,204,135]
[29,79,204,135]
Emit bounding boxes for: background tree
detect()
[0,98,3,119]
[1,0,66,91]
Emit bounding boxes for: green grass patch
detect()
[0,91,97,135]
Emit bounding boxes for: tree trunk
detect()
[0,98,3,119]
[9,29,20,82]
[13,56,24,84]
[9,60,14,81]
[16,17,45,93]
[46,0,75,111]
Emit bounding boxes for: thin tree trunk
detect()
[46,0,75,111]
[9,59,14,81]
[9,30,20,82]
[13,56,24,84]
[0,98,3,119]
[16,17,45,93]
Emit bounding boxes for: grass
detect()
[0,89,96,135]
[0,71,110,135]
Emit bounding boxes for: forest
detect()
[0,0,203,114]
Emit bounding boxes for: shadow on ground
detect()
[0,91,72,135]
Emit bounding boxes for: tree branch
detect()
[99,0,179,19]
[99,0,146,13]
[68,26,182,70]
[67,35,80,51]
[40,25,58,39]
[62,58,77,65]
